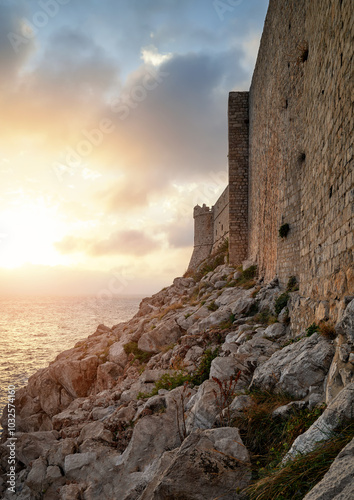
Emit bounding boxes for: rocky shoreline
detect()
[1,258,353,499]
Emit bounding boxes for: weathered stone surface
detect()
[250,334,335,398]
[229,297,255,316]
[59,483,84,500]
[14,431,58,466]
[96,361,123,392]
[50,356,99,399]
[138,318,182,352]
[26,457,47,493]
[47,438,76,468]
[284,383,354,461]
[189,307,232,334]
[272,401,307,419]
[236,336,279,366]
[264,322,286,339]
[303,438,354,500]
[108,341,129,367]
[114,386,193,480]
[52,405,90,431]
[64,452,97,478]
[78,421,113,444]
[209,356,243,381]
[326,336,354,403]
[186,380,220,432]
[336,299,354,344]
[149,427,251,500]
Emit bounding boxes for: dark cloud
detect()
[55,230,160,257]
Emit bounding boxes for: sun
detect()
[0,201,67,269]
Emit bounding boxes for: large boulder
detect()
[284,383,354,461]
[326,299,354,401]
[250,334,335,398]
[149,427,251,500]
[138,318,182,352]
[303,438,354,500]
[185,380,220,432]
[13,431,58,466]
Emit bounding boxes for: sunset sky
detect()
[0,0,269,296]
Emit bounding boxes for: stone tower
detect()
[188,204,213,270]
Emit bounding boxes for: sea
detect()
[0,295,143,419]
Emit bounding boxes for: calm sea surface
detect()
[0,295,142,414]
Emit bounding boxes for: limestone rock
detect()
[138,318,182,352]
[336,298,354,344]
[96,361,123,392]
[303,438,354,500]
[47,438,77,468]
[14,431,58,466]
[229,297,255,316]
[64,452,97,479]
[26,457,47,493]
[59,483,84,500]
[186,379,220,432]
[272,401,307,419]
[284,383,354,461]
[264,322,286,339]
[149,427,251,500]
[189,307,232,333]
[209,356,243,381]
[250,334,335,398]
[78,421,113,444]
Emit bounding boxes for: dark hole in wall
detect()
[289,22,291,30]
[298,152,306,164]
[285,99,288,109]
[322,90,325,95]
[329,186,333,198]
[301,47,309,63]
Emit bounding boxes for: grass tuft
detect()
[123,342,155,364]
[245,421,354,500]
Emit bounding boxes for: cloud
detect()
[0,2,36,87]
[55,230,160,257]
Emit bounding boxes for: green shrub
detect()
[306,323,320,337]
[123,342,154,364]
[139,347,220,398]
[234,265,258,289]
[250,308,277,325]
[207,301,219,312]
[219,314,236,330]
[275,293,290,315]
[190,347,219,386]
[286,276,299,292]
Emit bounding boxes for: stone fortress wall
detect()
[188,0,353,329]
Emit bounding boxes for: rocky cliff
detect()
[1,252,354,499]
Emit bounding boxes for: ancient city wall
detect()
[228,92,249,267]
[249,0,353,326]
[212,186,229,251]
